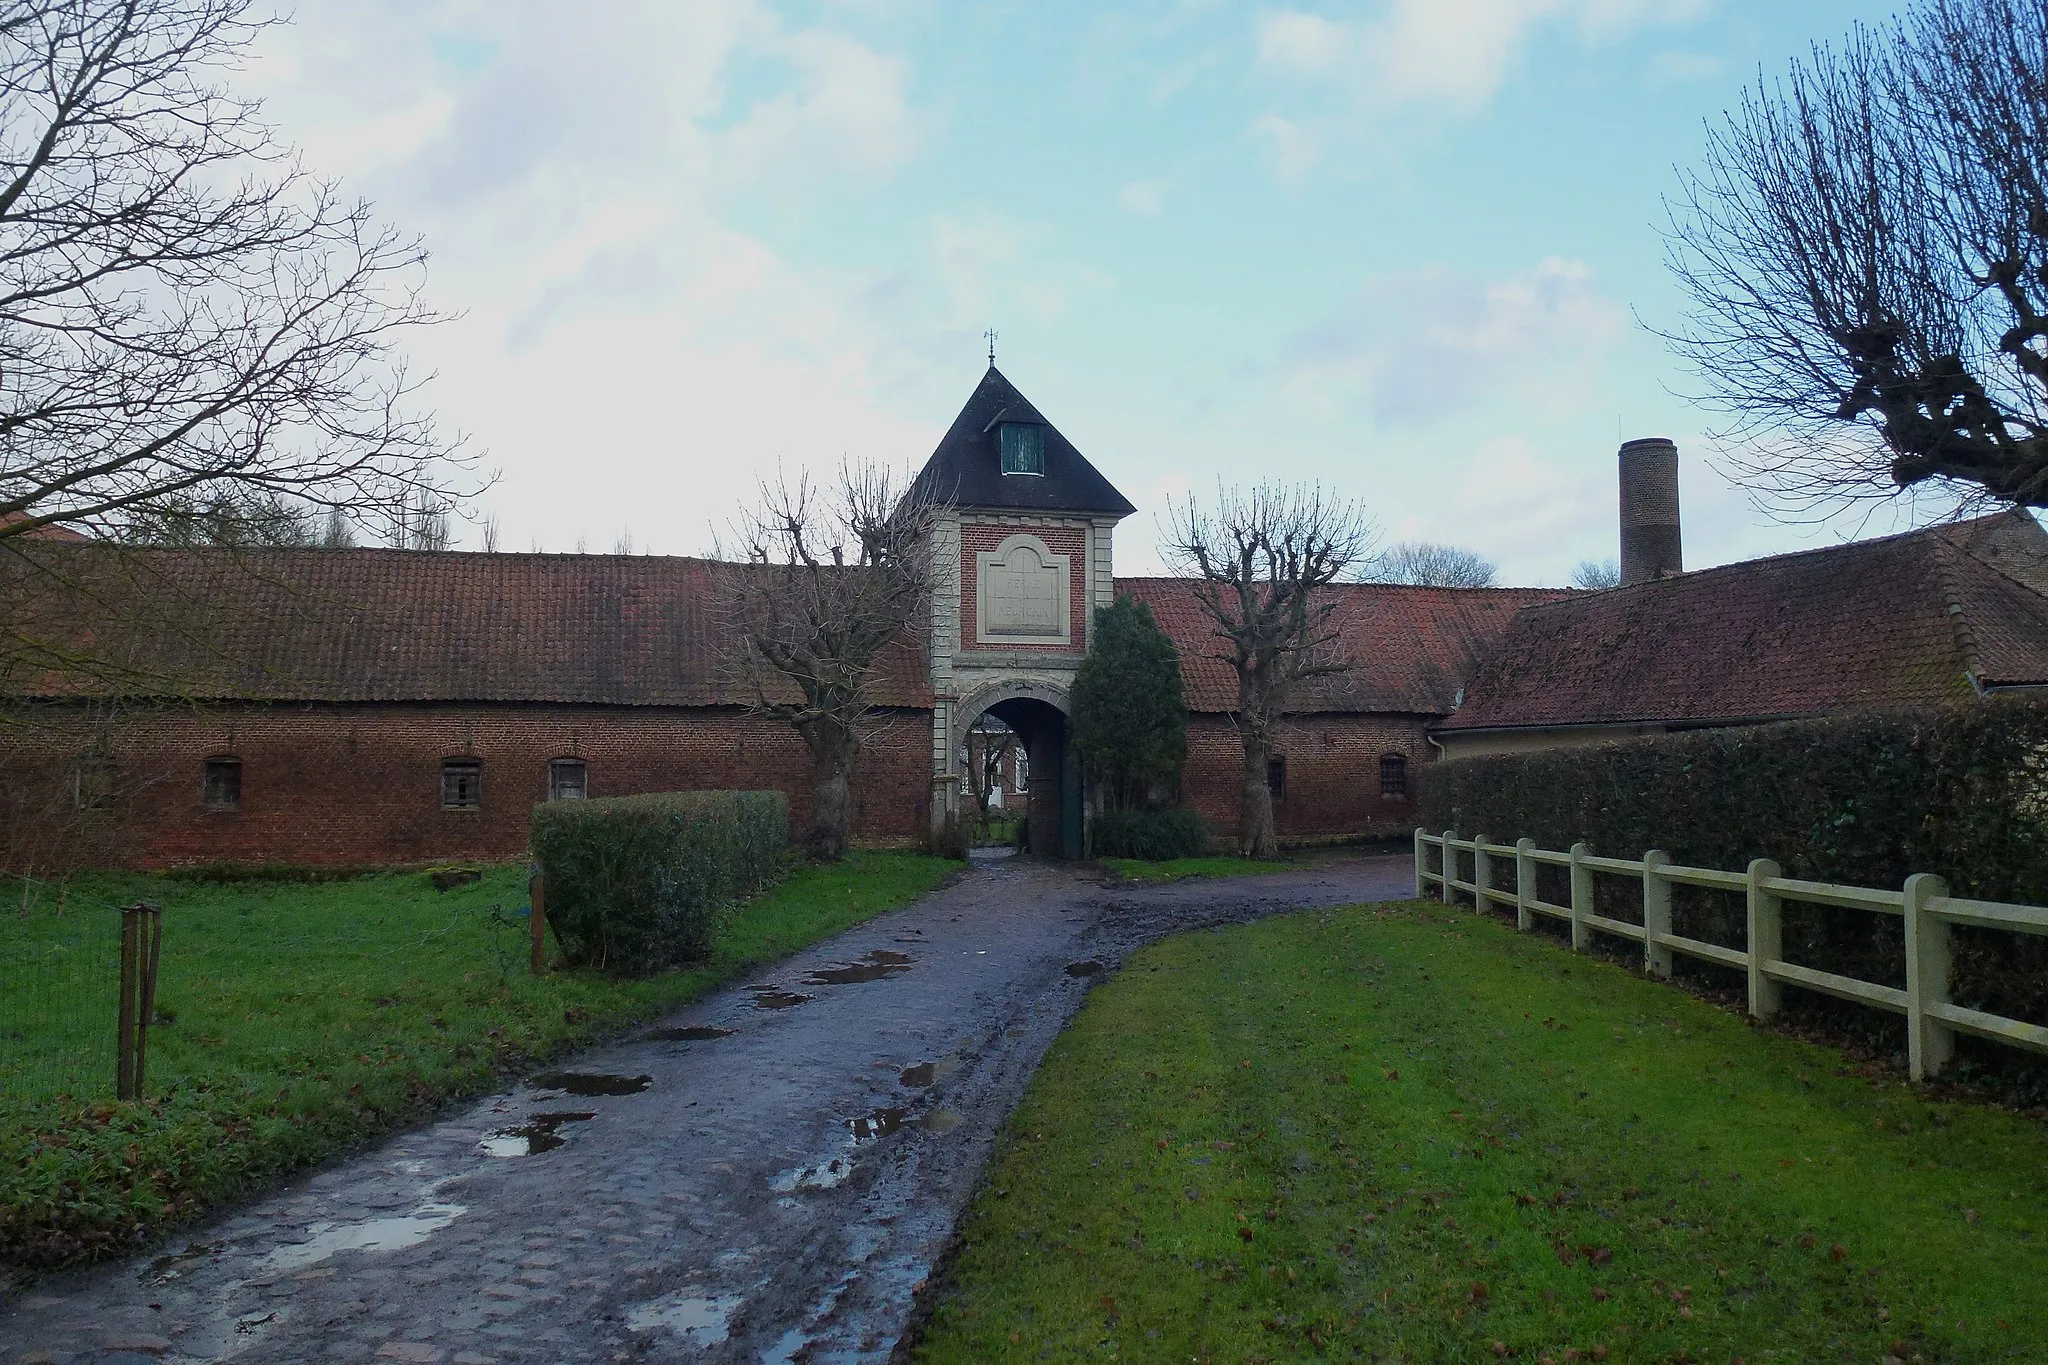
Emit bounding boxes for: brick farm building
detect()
[7,364,2048,870]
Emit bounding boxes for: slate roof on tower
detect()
[907,365,1136,517]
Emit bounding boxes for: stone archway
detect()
[954,680,1081,859]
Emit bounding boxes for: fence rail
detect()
[1414,827,2048,1081]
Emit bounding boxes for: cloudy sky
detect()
[242,0,1893,582]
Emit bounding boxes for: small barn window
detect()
[1266,757,1287,802]
[203,757,242,810]
[73,755,113,810]
[548,757,587,801]
[1380,753,1408,797]
[442,758,482,809]
[999,422,1044,475]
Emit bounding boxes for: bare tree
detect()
[720,463,945,861]
[1571,557,1621,590]
[1666,0,2048,514]
[963,713,1016,828]
[1163,484,1375,859]
[1362,541,1497,588]
[0,0,468,559]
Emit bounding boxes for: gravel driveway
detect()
[1,853,1413,1365]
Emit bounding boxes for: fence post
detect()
[529,870,549,976]
[116,904,139,1101]
[1641,849,1672,978]
[1567,842,1593,951]
[1904,872,1954,1082]
[1472,835,1492,916]
[1514,838,1535,932]
[1413,827,1426,899]
[1441,830,1458,904]
[1746,858,1782,1019]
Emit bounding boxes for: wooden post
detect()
[1441,830,1458,904]
[1642,849,1673,978]
[1514,838,1535,932]
[1746,858,1783,1019]
[133,904,162,1099]
[1568,842,1593,951]
[1413,827,1426,899]
[1472,835,1492,915]
[1904,872,1954,1081]
[529,870,548,976]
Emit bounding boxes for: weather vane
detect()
[984,327,998,366]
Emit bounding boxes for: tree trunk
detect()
[1239,729,1278,859]
[800,717,856,861]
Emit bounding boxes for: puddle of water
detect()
[1066,959,1106,977]
[643,1025,736,1042]
[752,990,813,1010]
[258,1203,467,1274]
[846,1107,911,1142]
[899,1059,958,1088]
[804,950,916,986]
[477,1111,596,1157]
[626,1290,744,1346]
[771,1156,853,1192]
[528,1071,651,1096]
[143,1240,221,1281]
[920,1110,965,1134]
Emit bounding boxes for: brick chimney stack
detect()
[1618,437,1682,587]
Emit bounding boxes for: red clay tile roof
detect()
[1117,578,1570,715]
[6,546,933,708]
[1440,512,2048,733]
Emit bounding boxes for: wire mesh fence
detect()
[1,878,127,1102]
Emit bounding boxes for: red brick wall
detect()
[959,524,1088,653]
[0,702,933,869]
[1181,713,1430,841]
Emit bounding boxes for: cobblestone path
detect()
[1,854,1413,1365]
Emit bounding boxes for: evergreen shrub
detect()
[530,791,787,975]
[1071,597,1187,811]
[1418,699,2048,1031]
[1091,807,1210,861]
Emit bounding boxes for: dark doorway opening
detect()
[977,696,1081,859]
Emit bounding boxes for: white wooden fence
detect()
[1414,827,2048,1082]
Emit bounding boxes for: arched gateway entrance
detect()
[955,682,1083,859]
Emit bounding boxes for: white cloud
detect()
[1276,257,1627,425]
[1257,0,1707,108]
[1252,113,1323,186]
[1117,177,1170,217]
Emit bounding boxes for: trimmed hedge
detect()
[1091,807,1210,861]
[530,791,787,975]
[1418,699,2048,1034]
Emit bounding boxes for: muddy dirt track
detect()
[1,853,1413,1365]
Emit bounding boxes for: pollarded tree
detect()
[720,463,946,861]
[1667,0,2048,513]
[1069,596,1187,814]
[1163,484,1375,859]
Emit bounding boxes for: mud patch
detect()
[920,1109,966,1134]
[627,1289,745,1347]
[529,1071,651,1096]
[804,949,915,986]
[643,1025,736,1042]
[144,1241,221,1282]
[752,990,813,1010]
[478,1111,596,1157]
[1065,959,1107,977]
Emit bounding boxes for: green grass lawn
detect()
[915,900,2048,1364]
[0,851,955,1272]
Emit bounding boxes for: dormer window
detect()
[1000,422,1044,476]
